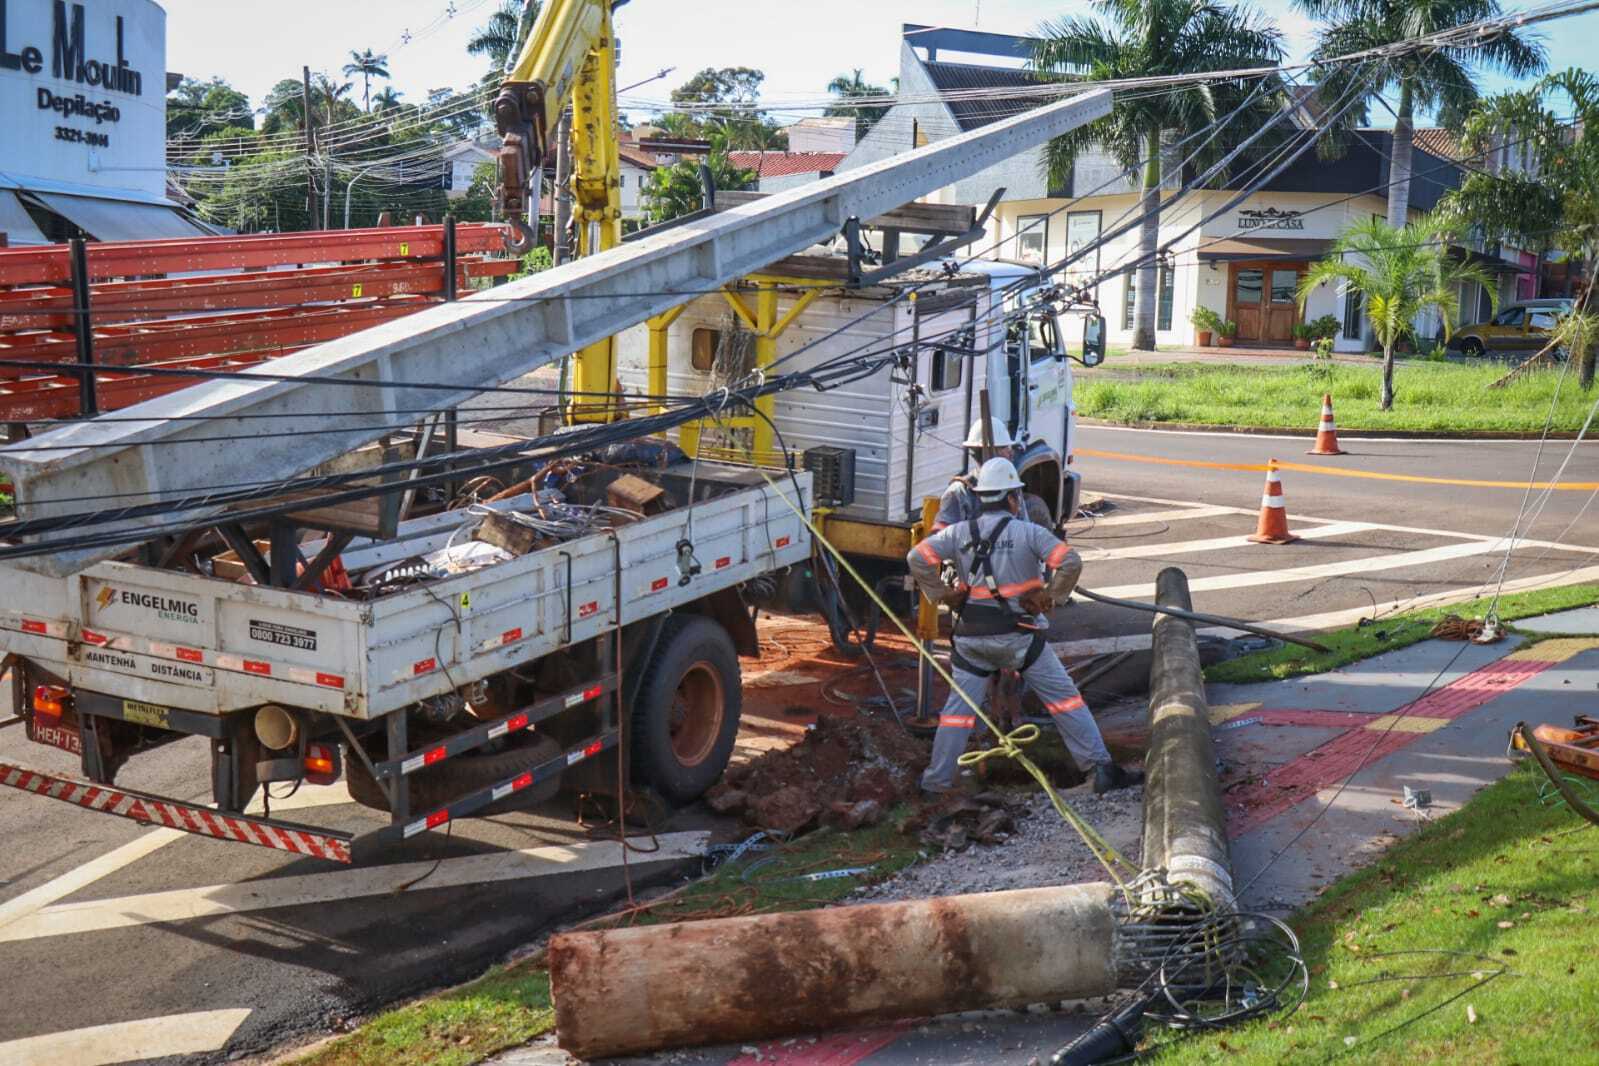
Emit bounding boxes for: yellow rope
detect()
[744,460,1138,897]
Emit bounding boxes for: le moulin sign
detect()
[0,0,166,200]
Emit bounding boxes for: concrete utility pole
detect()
[547,883,1119,1059]
[1144,567,1234,908]
[302,66,318,228]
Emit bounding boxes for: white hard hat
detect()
[963,417,1014,449]
[974,457,1024,498]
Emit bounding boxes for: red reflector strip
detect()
[583,684,603,700]
[774,536,791,549]
[650,577,669,592]
[423,746,447,767]
[426,809,450,829]
[21,620,46,634]
[81,629,108,645]
[715,556,731,569]
[578,601,599,618]
[176,647,203,663]
[316,672,344,689]
[413,657,437,676]
[506,712,529,732]
[585,740,603,757]
[492,771,534,801]
[243,660,270,676]
[501,627,523,644]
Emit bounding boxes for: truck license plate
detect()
[27,718,82,755]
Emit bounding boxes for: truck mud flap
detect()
[382,731,619,843]
[0,761,353,863]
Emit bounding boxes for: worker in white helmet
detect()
[933,417,1016,532]
[907,457,1143,796]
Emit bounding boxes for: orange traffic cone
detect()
[1248,459,1299,544]
[1308,393,1346,455]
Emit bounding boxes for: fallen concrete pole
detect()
[1143,567,1234,909]
[547,883,1118,1059]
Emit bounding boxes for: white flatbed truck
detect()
[1,461,811,862]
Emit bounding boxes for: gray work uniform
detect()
[935,474,1051,532]
[907,511,1109,792]
[933,475,980,532]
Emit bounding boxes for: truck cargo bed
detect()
[0,463,811,719]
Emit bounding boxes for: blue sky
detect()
[161,0,1596,128]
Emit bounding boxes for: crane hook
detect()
[502,219,538,255]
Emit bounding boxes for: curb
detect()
[1076,417,1587,441]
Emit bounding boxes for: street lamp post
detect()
[343,164,382,229]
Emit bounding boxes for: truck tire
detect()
[632,614,741,805]
[345,730,563,815]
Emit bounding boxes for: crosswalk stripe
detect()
[1080,520,1367,562]
[1092,539,1502,601]
[0,831,710,943]
[0,1008,250,1066]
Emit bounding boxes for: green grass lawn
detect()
[1145,764,1599,1064]
[1077,362,1593,433]
[290,820,922,1066]
[1205,583,1599,684]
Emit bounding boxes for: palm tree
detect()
[372,86,403,112]
[1295,0,1544,228]
[825,68,892,135]
[1300,216,1495,409]
[313,74,354,128]
[342,48,390,112]
[467,0,543,79]
[1445,68,1599,387]
[1034,0,1285,350]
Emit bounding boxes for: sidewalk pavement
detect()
[490,610,1599,1066]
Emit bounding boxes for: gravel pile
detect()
[855,785,1145,902]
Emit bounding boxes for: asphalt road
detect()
[1060,426,1599,648]
[1,426,1596,1065]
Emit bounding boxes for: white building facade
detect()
[843,25,1527,351]
[0,0,209,243]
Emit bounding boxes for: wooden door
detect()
[1232,266,1265,341]
[1263,267,1303,342]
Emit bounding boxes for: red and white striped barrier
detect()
[0,761,352,863]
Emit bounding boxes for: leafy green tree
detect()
[261,78,309,136]
[167,76,252,139]
[825,69,892,137]
[663,67,784,150]
[641,141,756,223]
[313,74,358,128]
[1033,0,1285,350]
[1444,68,1599,387]
[1299,216,1495,408]
[372,86,404,112]
[343,49,391,112]
[1295,0,1544,228]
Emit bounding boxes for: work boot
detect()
[1093,762,1143,795]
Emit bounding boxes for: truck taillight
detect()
[32,685,69,719]
[303,743,341,786]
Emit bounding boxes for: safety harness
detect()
[950,512,1047,677]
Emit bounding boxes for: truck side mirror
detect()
[1082,314,1106,367]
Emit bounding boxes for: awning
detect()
[0,191,48,246]
[1198,237,1334,261]
[1448,245,1534,274]
[23,191,213,242]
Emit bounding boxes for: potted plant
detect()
[1308,314,1341,342]
[1291,322,1314,350]
[1190,305,1223,347]
[1216,320,1238,347]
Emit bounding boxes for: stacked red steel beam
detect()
[0,223,516,421]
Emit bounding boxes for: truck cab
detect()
[961,259,1103,528]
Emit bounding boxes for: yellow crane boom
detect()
[493,0,627,420]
